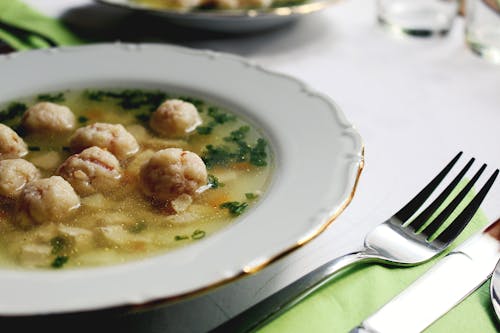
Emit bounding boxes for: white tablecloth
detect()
[17,0,500,331]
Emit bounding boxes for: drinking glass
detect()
[377,0,459,37]
[465,0,500,63]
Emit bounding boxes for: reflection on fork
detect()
[364,152,498,264]
[211,151,499,333]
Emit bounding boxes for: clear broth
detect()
[0,89,272,269]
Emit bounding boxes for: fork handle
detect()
[210,250,374,333]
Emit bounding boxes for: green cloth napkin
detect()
[0,0,83,50]
[259,186,499,333]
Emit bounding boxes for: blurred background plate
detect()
[96,0,339,33]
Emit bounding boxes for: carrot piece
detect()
[231,162,252,171]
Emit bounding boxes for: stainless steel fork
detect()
[211,152,499,333]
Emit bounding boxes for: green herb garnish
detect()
[196,124,214,135]
[220,201,248,216]
[207,107,236,124]
[50,236,67,254]
[135,114,150,122]
[78,116,89,124]
[245,193,258,200]
[51,255,69,268]
[0,102,27,123]
[207,174,224,189]
[224,126,250,143]
[250,138,268,167]
[85,89,167,111]
[85,90,106,101]
[128,220,147,234]
[202,145,234,168]
[202,126,268,168]
[37,92,65,103]
[195,107,235,135]
[179,97,204,109]
[175,230,207,241]
[191,229,206,240]
[271,0,306,7]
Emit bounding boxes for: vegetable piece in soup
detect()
[0,89,272,269]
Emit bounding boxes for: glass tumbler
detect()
[465,0,500,63]
[377,0,459,37]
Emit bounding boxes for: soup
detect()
[0,89,272,269]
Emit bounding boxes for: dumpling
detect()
[57,146,122,196]
[70,123,139,160]
[22,102,75,133]
[139,148,207,202]
[0,159,40,199]
[16,176,80,227]
[150,99,202,138]
[0,124,28,160]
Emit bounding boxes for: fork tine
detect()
[395,152,462,223]
[407,157,475,231]
[420,163,486,238]
[435,169,499,244]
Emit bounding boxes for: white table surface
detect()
[8,0,500,331]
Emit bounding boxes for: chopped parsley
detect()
[196,108,236,136]
[271,0,306,7]
[179,97,204,109]
[51,255,69,268]
[249,138,268,167]
[202,145,234,168]
[202,126,268,168]
[207,107,236,124]
[220,201,248,216]
[28,146,41,151]
[224,126,250,143]
[207,174,224,189]
[78,116,89,124]
[85,90,106,101]
[37,92,65,103]
[196,124,214,135]
[50,236,67,254]
[0,102,27,123]
[135,113,150,122]
[85,89,167,111]
[191,229,206,240]
[245,192,259,200]
[175,229,206,241]
[128,220,147,234]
